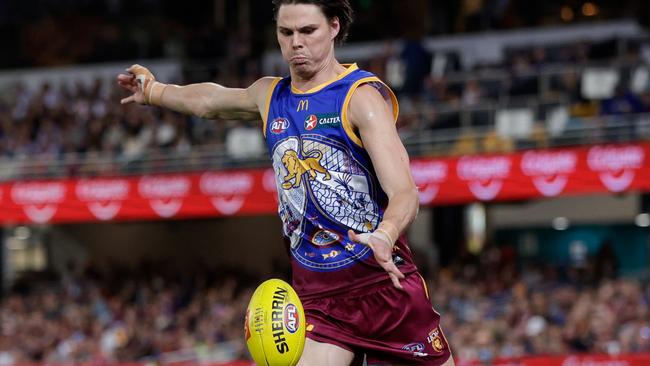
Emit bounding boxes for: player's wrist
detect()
[372,229,394,249]
[147,81,168,106]
[377,221,399,245]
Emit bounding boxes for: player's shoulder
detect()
[246,76,284,108]
[248,76,283,94]
[346,75,398,128]
[349,81,387,106]
[345,67,394,106]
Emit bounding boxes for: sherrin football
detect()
[245,279,306,366]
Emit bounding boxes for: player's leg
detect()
[297,338,357,366]
[387,356,455,366]
[361,273,452,366]
[442,356,455,366]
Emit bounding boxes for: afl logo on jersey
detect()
[305,114,318,131]
[271,118,290,134]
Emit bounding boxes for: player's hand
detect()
[117,64,156,105]
[348,229,405,290]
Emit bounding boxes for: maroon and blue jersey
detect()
[263,64,418,299]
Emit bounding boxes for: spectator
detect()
[400,38,433,97]
[600,85,645,141]
[601,85,645,116]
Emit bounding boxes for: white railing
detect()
[1,112,648,182]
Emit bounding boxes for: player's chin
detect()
[290,59,311,69]
[291,63,315,78]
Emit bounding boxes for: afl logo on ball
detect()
[284,304,299,333]
[304,114,318,130]
[271,118,290,134]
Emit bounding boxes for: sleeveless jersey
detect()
[263,64,418,299]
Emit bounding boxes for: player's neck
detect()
[290,56,346,92]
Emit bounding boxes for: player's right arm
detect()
[117,64,274,120]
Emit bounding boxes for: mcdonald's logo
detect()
[297,99,309,112]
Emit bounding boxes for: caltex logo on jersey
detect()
[305,114,318,130]
[271,117,290,134]
[304,113,341,131]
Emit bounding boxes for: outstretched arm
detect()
[347,83,419,289]
[117,64,274,120]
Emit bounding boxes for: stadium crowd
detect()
[0,249,648,364]
[5,0,649,70]
[429,248,650,361]
[0,264,257,364]
[0,79,201,160]
[0,37,649,175]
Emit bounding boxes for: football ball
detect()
[245,279,306,366]
[245,278,306,366]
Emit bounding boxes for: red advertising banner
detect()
[0,143,649,224]
[411,143,650,205]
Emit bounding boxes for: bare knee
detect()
[385,355,455,366]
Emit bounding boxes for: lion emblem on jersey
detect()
[281,149,331,189]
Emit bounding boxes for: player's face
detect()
[277,4,339,77]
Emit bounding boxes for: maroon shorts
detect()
[302,272,453,365]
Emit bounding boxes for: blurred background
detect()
[0,0,649,365]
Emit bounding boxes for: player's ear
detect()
[329,16,340,42]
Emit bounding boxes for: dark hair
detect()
[272,0,354,44]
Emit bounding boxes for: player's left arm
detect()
[347,84,419,289]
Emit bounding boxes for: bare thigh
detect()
[297,338,362,366]
[384,355,456,366]
[298,338,455,366]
